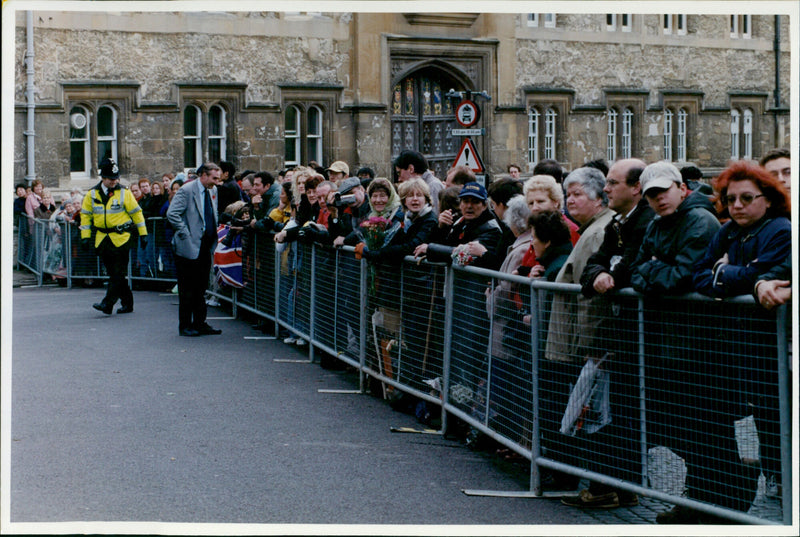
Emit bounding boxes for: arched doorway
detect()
[390,66,466,180]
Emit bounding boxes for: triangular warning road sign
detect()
[452,138,485,173]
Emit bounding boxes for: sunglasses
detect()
[724,193,764,206]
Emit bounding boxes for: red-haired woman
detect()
[694,160,790,298]
[686,160,791,519]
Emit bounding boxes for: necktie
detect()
[204,188,216,239]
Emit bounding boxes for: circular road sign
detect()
[455,100,480,127]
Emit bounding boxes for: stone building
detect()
[12,9,792,192]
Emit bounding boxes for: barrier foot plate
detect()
[390,426,441,435]
[317,389,362,394]
[244,336,277,340]
[273,358,311,363]
[462,489,569,498]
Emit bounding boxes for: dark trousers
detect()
[645,303,758,513]
[98,238,132,308]
[175,240,212,331]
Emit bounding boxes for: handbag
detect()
[560,352,612,436]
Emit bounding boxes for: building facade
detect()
[13,10,791,190]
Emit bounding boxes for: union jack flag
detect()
[213,225,244,288]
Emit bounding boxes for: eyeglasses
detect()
[724,193,764,206]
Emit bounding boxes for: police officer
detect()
[80,158,147,314]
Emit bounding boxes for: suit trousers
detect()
[98,238,133,308]
[174,238,213,331]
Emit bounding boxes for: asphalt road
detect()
[9,285,602,531]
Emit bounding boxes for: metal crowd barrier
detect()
[17,219,792,524]
[208,234,793,525]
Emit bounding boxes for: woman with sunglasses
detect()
[693,161,790,299]
[691,160,791,516]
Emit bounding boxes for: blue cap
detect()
[458,182,487,201]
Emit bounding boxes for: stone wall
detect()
[12,11,791,188]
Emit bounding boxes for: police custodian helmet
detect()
[99,157,120,179]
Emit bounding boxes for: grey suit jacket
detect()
[166,179,218,260]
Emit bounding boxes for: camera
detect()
[332,192,357,208]
[297,222,327,244]
[230,216,252,228]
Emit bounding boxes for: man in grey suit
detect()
[166,162,223,337]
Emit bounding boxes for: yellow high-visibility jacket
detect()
[80,185,147,247]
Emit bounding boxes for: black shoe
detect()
[196,323,222,335]
[93,302,113,315]
[179,328,200,337]
[117,305,134,314]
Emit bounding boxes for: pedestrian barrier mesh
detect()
[311,245,337,350]
[284,242,312,342]
[397,261,447,394]
[332,248,362,363]
[17,219,791,524]
[40,218,70,281]
[16,216,43,277]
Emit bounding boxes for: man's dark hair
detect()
[507,164,521,173]
[583,158,609,177]
[254,171,275,187]
[220,161,236,179]
[759,148,791,167]
[528,210,571,246]
[451,166,476,186]
[680,165,703,182]
[394,150,429,174]
[487,177,523,206]
[626,164,646,186]
[356,167,375,179]
[15,183,27,192]
[236,170,256,181]
[532,159,564,183]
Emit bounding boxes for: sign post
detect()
[449,90,491,184]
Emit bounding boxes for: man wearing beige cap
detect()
[326,160,349,183]
[631,160,719,295]
[628,160,736,524]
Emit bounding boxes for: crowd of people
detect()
[15,147,792,524]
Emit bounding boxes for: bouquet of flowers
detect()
[359,216,393,251]
[358,216,393,296]
[451,243,476,266]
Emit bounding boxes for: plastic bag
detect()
[560,353,612,436]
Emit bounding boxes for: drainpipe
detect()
[773,15,781,109]
[24,10,36,183]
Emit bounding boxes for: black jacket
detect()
[426,209,503,269]
[217,179,243,218]
[366,206,438,264]
[631,191,719,295]
[329,202,371,243]
[581,199,655,297]
[539,241,573,282]
[693,216,791,299]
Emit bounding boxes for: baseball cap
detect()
[338,177,362,195]
[99,158,120,179]
[640,161,682,195]
[327,161,350,176]
[459,182,488,201]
